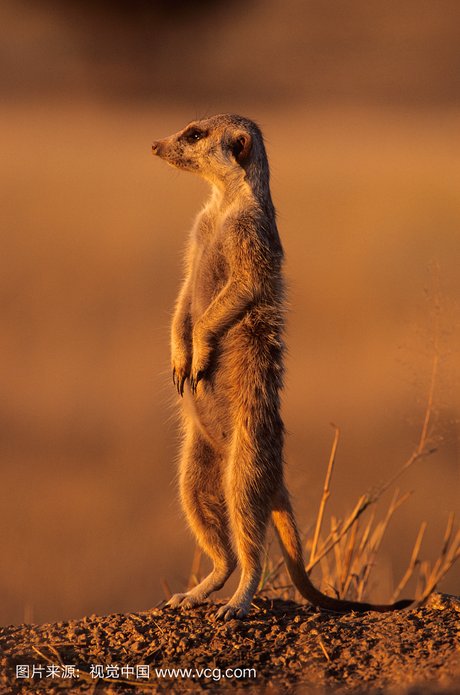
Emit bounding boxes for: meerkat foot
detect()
[166,592,207,609]
[170,592,205,609]
[165,592,187,608]
[214,568,260,620]
[215,601,251,621]
[166,566,235,611]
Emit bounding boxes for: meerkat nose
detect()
[151,141,161,155]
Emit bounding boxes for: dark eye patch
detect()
[183,127,207,143]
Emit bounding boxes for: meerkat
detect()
[151,114,412,620]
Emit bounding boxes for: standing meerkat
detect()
[151,114,412,620]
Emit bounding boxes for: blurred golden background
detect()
[0,0,459,625]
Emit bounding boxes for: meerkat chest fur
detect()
[190,187,255,322]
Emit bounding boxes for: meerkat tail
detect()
[271,491,413,613]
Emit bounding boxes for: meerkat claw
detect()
[166,592,189,608]
[173,368,187,397]
[190,371,203,395]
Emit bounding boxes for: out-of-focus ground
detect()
[0,0,459,626]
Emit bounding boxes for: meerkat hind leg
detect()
[215,437,275,621]
[167,426,236,610]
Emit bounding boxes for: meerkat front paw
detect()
[171,349,191,397]
[172,364,188,396]
[190,356,208,394]
[190,340,211,394]
[189,367,205,395]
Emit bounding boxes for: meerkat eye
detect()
[185,128,206,143]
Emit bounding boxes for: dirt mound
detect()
[1,593,459,693]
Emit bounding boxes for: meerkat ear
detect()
[231,131,252,164]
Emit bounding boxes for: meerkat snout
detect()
[151,141,163,156]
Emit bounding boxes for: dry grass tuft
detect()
[257,338,460,606]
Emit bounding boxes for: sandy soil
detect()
[1,593,459,694]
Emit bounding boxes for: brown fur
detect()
[151,114,412,620]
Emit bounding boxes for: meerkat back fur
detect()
[151,114,412,620]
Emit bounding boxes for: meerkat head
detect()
[151,114,269,191]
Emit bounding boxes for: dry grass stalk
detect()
[258,556,284,593]
[342,519,358,591]
[306,494,369,574]
[317,637,331,662]
[416,513,460,603]
[352,489,412,600]
[391,521,427,602]
[258,541,274,591]
[331,516,343,594]
[310,425,340,565]
[312,489,411,601]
